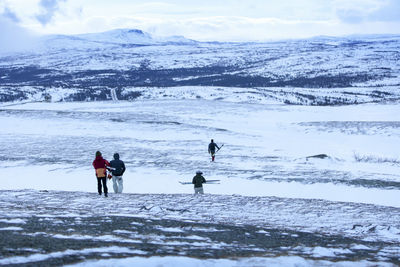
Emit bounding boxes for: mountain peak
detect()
[40,28,197,49]
[73,28,152,45]
[127,29,144,35]
[105,28,147,36]
[69,28,197,46]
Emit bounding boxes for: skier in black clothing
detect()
[109,153,126,193]
[192,171,206,194]
[208,139,220,162]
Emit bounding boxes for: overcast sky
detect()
[1,0,400,41]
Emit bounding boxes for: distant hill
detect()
[0,29,399,104]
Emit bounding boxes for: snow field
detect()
[1,99,400,265]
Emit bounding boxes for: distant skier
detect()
[192,171,206,194]
[208,139,220,162]
[109,153,126,194]
[92,151,110,197]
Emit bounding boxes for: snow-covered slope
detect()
[33,29,196,52]
[0,73,399,266]
[77,29,154,45]
[76,28,196,45]
[0,29,399,104]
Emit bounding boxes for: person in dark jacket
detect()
[109,153,126,193]
[192,171,206,194]
[92,151,110,197]
[208,139,220,162]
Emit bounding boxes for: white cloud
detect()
[2,6,19,22]
[35,0,66,25]
[145,17,339,41]
[1,0,400,41]
[368,0,400,22]
[0,15,40,53]
[333,0,400,23]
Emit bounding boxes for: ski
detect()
[179,179,220,185]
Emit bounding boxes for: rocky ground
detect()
[0,190,399,266]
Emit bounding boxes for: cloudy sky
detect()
[1,0,400,41]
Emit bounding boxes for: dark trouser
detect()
[97,177,108,195]
[210,150,215,161]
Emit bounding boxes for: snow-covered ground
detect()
[0,98,400,265]
[1,189,399,266]
[2,33,400,105]
[1,99,399,198]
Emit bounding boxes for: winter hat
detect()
[95,151,102,157]
[113,153,120,160]
[196,171,203,175]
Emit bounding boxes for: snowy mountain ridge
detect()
[38,28,197,52]
[62,28,197,46]
[77,28,154,44]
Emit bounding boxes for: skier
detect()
[208,139,220,162]
[109,153,126,193]
[192,171,206,194]
[92,151,110,197]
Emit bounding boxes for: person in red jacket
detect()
[92,151,110,197]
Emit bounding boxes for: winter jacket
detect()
[192,174,206,188]
[109,153,126,176]
[92,156,110,178]
[208,142,220,153]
